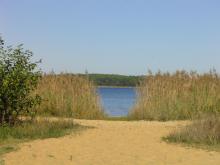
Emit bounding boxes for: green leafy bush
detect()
[0,37,41,125]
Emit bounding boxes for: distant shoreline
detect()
[98,86,135,88]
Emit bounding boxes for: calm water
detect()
[97,87,137,117]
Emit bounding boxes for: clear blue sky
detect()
[1,0,220,75]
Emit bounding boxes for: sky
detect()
[1,0,220,75]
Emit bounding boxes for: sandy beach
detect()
[2,119,220,165]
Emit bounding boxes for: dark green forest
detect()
[88,74,143,87]
[75,74,143,87]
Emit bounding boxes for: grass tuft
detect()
[0,118,83,156]
[164,114,220,150]
[0,145,17,156]
[0,119,80,141]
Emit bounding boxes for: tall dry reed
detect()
[129,70,220,121]
[35,74,105,119]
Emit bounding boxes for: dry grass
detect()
[129,70,220,121]
[34,74,105,119]
[0,119,81,142]
[165,114,220,149]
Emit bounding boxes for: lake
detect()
[97,87,137,117]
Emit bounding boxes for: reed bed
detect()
[35,74,105,119]
[129,70,220,121]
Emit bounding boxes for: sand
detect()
[2,119,220,165]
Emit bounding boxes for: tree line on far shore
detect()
[82,73,143,87]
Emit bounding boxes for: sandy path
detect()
[2,119,220,165]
